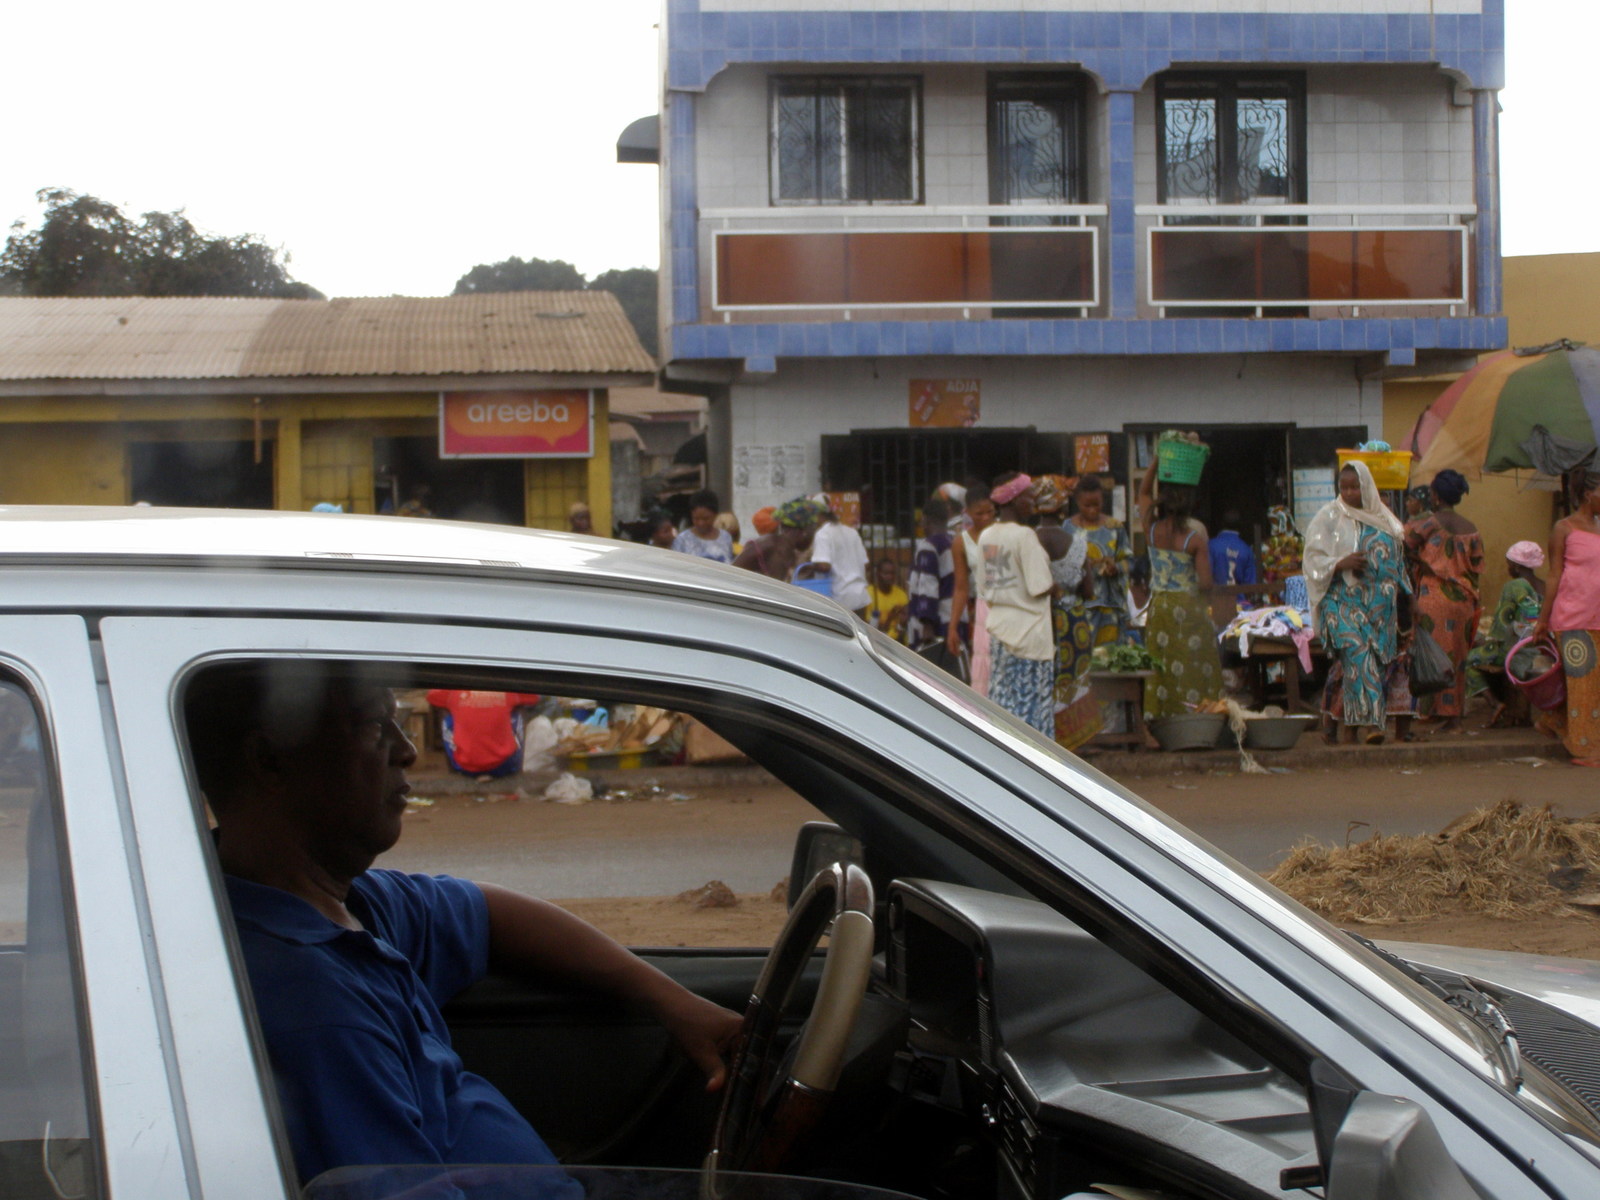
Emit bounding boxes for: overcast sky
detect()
[0,1,1580,299]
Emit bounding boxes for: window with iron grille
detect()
[770,76,921,205]
[1156,73,1305,206]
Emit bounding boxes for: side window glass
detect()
[0,678,101,1198]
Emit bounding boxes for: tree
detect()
[0,188,322,299]
[453,256,658,359]
[453,256,586,295]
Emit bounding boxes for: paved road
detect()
[380,757,1586,899]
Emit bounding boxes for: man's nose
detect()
[387,719,418,767]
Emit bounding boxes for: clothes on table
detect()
[1404,513,1484,719]
[226,870,565,1185]
[1143,533,1224,720]
[904,529,956,649]
[1464,577,1542,699]
[670,527,735,564]
[1218,606,1313,672]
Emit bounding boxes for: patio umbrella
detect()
[1409,339,1600,481]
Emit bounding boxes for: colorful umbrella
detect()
[1408,339,1600,481]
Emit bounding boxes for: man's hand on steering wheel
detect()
[651,986,744,1091]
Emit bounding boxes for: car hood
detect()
[1384,941,1600,1028]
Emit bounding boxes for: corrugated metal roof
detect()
[0,293,656,381]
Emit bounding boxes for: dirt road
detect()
[380,757,1600,957]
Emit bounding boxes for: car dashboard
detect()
[880,880,1320,1200]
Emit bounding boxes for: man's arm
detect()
[477,883,743,1090]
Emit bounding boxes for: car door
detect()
[0,616,211,1199]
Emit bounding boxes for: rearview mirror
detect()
[787,822,864,909]
[1323,1092,1478,1200]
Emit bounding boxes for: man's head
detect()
[873,557,899,590]
[568,502,593,534]
[186,663,417,874]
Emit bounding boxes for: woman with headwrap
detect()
[1304,461,1410,745]
[1465,540,1546,725]
[978,472,1056,735]
[1138,462,1224,721]
[1531,468,1600,767]
[1032,476,1101,749]
[1404,468,1484,732]
[733,497,824,581]
[1068,474,1132,646]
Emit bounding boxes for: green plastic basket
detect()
[1157,439,1209,485]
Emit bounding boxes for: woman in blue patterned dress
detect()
[1303,462,1409,745]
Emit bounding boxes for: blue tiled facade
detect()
[662,1,1504,364]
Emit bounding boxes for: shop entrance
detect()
[128,439,274,509]
[374,437,526,525]
[821,428,1054,538]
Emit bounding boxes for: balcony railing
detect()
[702,205,1104,316]
[1138,204,1473,314]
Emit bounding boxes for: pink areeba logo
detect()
[440,391,593,458]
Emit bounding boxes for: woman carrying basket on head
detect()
[1531,468,1600,767]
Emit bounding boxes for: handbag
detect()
[1407,625,1453,696]
[916,639,971,684]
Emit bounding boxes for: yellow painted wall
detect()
[1383,380,1557,604]
[0,423,126,504]
[0,390,615,528]
[1504,253,1600,348]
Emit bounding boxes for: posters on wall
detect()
[1292,467,1337,532]
[1074,433,1111,474]
[909,379,981,428]
[734,443,810,524]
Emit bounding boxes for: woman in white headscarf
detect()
[1303,460,1410,744]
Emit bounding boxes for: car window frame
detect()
[95,609,1583,1199]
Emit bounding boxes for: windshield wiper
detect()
[1345,933,1522,1089]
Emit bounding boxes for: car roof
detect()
[0,505,857,635]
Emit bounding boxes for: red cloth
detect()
[425,690,541,773]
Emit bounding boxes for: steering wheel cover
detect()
[704,862,875,1186]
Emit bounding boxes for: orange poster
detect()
[1074,433,1111,474]
[909,379,980,428]
[822,492,862,528]
[439,390,593,458]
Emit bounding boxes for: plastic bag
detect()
[1408,626,1453,696]
[523,715,559,755]
[543,773,593,804]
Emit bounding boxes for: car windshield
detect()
[865,630,1520,1087]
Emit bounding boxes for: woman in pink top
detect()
[1533,469,1600,766]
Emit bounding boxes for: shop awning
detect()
[616,114,659,165]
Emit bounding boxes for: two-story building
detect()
[638,0,1505,544]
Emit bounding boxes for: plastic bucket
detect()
[791,567,833,598]
[1506,636,1567,711]
[1156,440,1209,485]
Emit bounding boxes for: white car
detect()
[3,507,1599,1200]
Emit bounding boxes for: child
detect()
[867,557,909,642]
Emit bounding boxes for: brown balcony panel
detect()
[1152,228,1464,306]
[715,229,1094,308]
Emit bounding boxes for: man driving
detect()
[185,663,742,1185]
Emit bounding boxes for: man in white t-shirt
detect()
[978,472,1056,735]
[807,496,871,616]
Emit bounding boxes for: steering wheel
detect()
[703,862,875,1192]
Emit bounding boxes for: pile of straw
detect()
[1267,799,1600,924]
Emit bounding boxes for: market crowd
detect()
[625,458,1600,768]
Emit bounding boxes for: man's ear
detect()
[239,727,285,787]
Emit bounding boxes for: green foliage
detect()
[1090,642,1163,673]
[0,188,322,299]
[454,256,658,360]
[453,256,586,294]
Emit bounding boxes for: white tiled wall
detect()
[725,352,1382,531]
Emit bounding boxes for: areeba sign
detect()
[439,390,594,458]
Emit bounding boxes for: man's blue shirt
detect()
[1209,529,1258,587]
[225,870,560,1184]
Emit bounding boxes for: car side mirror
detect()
[1320,1091,1479,1200]
[788,822,864,909]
